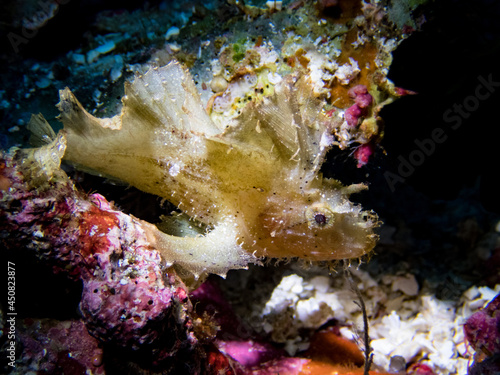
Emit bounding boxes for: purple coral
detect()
[464,293,500,355]
[15,319,105,374]
[345,103,364,127]
[348,84,373,109]
[0,149,197,367]
[354,142,375,168]
[345,84,373,127]
[465,293,500,375]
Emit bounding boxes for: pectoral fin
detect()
[145,220,259,280]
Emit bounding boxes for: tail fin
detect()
[27,113,56,147]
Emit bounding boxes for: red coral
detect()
[345,84,373,127]
[464,293,500,356]
[345,104,364,127]
[348,84,373,108]
[407,363,437,375]
[354,142,375,168]
[79,205,119,258]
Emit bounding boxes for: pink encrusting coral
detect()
[0,146,197,365]
[354,142,375,168]
[348,84,373,109]
[343,84,377,167]
[464,292,500,354]
[345,84,373,127]
[15,319,105,374]
[345,103,365,127]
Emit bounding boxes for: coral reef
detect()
[191,279,309,374]
[465,292,500,374]
[191,278,396,375]
[1,124,499,373]
[3,0,500,374]
[12,319,105,374]
[0,137,198,369]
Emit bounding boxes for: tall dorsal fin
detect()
[58,61,221,139]
[256,75,333,174]
[120,62,221,136]
[218,74,334,178]
[56,61,223,201]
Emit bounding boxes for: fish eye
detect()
[314,213,327,226]
[306,205,334,228]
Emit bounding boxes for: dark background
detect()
[383,0,500,213]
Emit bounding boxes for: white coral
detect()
[335,57,360,85]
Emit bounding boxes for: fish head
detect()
[257,181,379,261]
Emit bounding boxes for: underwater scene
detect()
[0,0,499,374]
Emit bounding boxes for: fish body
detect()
[52,62,379,278]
